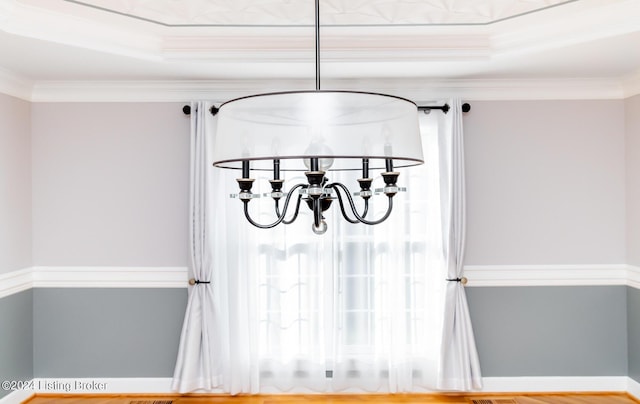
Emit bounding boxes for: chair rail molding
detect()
[0,267,32,299]
[463,264,639,287]
[1,265,640,299]
[0,266,188,298]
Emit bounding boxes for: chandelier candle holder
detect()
[211,1,424,234]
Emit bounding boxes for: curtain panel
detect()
[173,98,482,394]
[172,101,222,392]
[436,98,483,390]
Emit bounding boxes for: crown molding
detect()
[623,69,640,98]
[30,79,312,103]
[0,67,32,100]
[162,32,491,62]
[26,77,626,103]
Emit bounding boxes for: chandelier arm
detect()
[328,183,394,225]
[282,194,304,225]
[243,184,306,229]
[274,199,281,217]
[328,185,361,224]
[362,199,369,218]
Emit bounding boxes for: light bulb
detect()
[303,141,334,171]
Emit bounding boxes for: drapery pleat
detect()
[172,101,221,393]
[437,98,483,391]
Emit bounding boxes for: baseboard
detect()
[481,376,629,393]
[29,377,175,393]
[0,388,32,404]
[0,376,635,400]
[0,378,176,403]
[629,377,640,400]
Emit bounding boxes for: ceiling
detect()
[0,0,639,101]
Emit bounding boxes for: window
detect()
[241,115,446,393]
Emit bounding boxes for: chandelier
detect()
[211,0,424,234]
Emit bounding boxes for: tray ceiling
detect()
[64,0,573,26]
[0,0,639,101]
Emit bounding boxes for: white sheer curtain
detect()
[325,112,447,393]
[172,101,222,393]
[209,107,450,394]
[436,99,483,390]
[174,98,481,394]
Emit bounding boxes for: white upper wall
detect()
[0,92,31,274]
[31,103,190,266]
[626,95,640,267]
[25,98,628,268]
[464,100,626,265]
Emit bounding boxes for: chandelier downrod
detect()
[315,0,321,91]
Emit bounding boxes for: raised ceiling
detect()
[63,0,573,26]
[0,0,638,101]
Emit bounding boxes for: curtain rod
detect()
[182,103,470,116]
[417,103,471,114]
[182,105,219,115]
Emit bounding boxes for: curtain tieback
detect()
[188,278,211,285]
[446,277,468,285]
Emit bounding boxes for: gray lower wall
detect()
[33,288,187,377]
[629,286,640,383]
[28,285,630,380]
[0,290,33,399]
[0,284,634,389]
[466,286,628,377]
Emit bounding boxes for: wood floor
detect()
[23,393,640,404]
